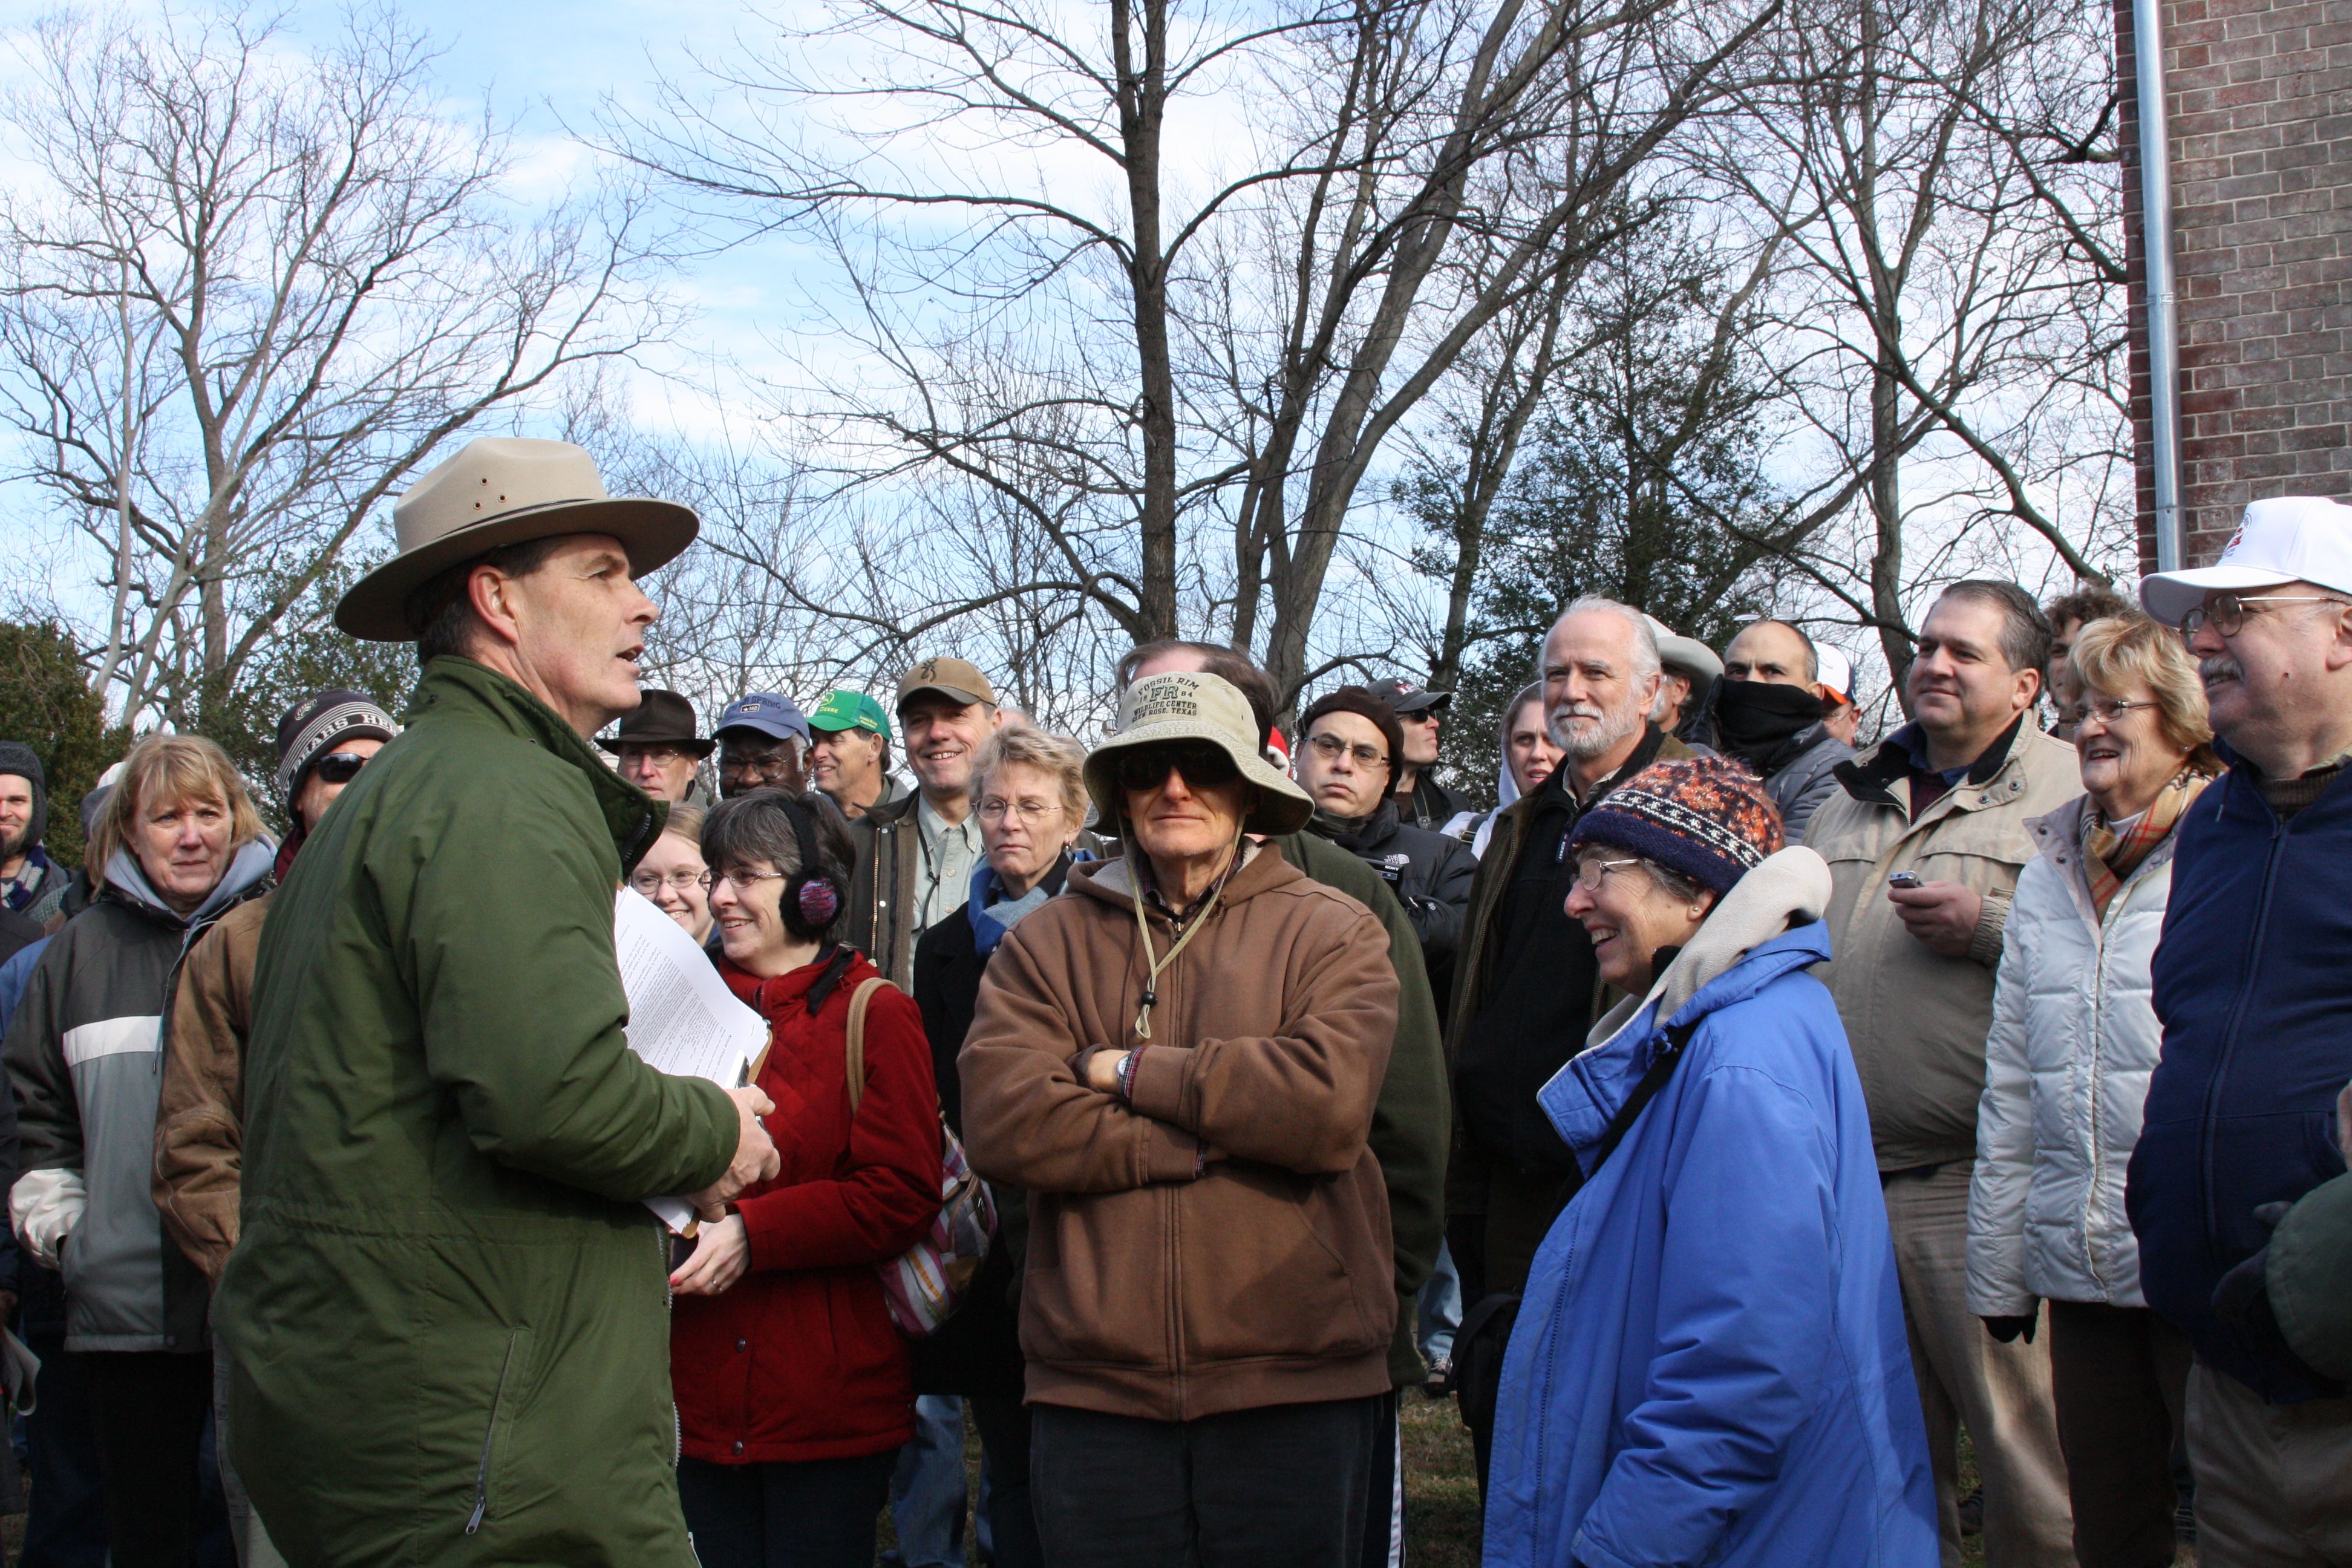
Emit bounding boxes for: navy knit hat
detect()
[1567,756,1784,893]
[273,690,398,802]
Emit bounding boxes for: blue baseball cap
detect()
[714,693,811,745]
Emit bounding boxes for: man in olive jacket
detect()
[215,439,780,1568]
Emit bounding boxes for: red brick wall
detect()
[2124,0,2352,572]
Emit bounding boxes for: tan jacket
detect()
[153,889,270,1281]
[1808,717,2082,1171]
[958,844,1399,1421]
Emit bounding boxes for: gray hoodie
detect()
[5,838,274,1350]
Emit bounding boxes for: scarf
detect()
[2082,768,2209,918]
[1,844,56,912]
[1712,680,1825,766]
[1309,799,1397,852]
[967,855,1069,958]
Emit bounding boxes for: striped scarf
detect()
[2082,768,2209,918]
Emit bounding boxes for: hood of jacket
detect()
[1548,849,1834,1168]
[102,837,277,929]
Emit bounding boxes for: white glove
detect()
[10,1168,85,1270]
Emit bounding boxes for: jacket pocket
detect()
[464,1328,531,1536]
[1178,1167,1387,1365]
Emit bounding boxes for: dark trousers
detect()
[2048,1299,2193,1568]
[83,1350,212,1568]
[676,1450,896,1568]
[1359,1390,1402,1568]
[969,1395,1042,1568]
[19,1334,107,1568]
[1030,1396,1383,1568]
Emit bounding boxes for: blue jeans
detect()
[1418,1240,1463,1365]
[883,1394,965,1568]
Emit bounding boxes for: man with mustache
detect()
[1807,580,2081,1567]
[2129,495,2352,1563]
[1443,596,1694,1482]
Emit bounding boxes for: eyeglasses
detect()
[977,797,1063,824]
[702,868,785,892]
[1112,743,1241,794]
[2066,697,2160,728]
[629,869,708,896]
[619,744,691,768]
[1305,732,1389,769]
[2181,593,2349,639]
[717,748,799,780]
[1571,855,1642,890]
[312,752,371,785]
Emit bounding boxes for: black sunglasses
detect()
[1112,743,1242,794]
[312,752,371,785]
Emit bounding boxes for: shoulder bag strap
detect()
[1587,1018,1700,1176]
[843,976,892,1116]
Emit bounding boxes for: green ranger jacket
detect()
[215,658,739,1568]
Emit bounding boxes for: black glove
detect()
[2213,1201,2295,1323]
[1981,1313,2037,1344]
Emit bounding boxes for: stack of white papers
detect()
[613,888,771,1232]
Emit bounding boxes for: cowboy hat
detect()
[336,437,698,641]
[1085,671,1315,836]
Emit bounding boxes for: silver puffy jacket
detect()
[1965,795,2178,1313]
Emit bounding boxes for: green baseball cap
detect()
[808,689,892,738]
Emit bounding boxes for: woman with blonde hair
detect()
[5,733,275,1568]
[1968,612,2217,1568]
[629,802,714,946]
[910,723,1096,1568]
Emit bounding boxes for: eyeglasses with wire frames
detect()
[2180,592,2351,641]
[1111,743,1242,794]
[1570,854,1644,891]
[699,867,787,893]
[1304,731,1390,769]
[617,743,693,768]
[2065,696,2161,729]
[977,795,1065,825]
[628,867,710,897]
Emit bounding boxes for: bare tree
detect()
[609,0,1797,706]
[1694,0,2129,689]
[0,5,678,728]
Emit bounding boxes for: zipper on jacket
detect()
[465,1330,524,1535]
[2200,807,2288,1293]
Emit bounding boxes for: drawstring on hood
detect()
[1126,829,1247,1039]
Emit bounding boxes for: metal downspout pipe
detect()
[2134,0,2186,572]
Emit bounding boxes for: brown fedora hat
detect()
[335,437,699,641]
[596,688,714,757]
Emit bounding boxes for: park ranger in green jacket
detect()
[215,439,782,1568]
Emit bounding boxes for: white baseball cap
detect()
[2139,495,2352,627]
[1815,643,1855,704]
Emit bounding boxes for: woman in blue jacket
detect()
[1483,758,1938,1568]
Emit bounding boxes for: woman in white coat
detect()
[1967,613,2216,1568]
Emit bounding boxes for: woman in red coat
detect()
[670,789,942,1568]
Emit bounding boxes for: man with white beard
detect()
[1440,596,1696,1486]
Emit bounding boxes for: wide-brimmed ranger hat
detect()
[1085,672,1315,836]
[336,437,699,641]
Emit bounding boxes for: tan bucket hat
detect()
[335,437,699,641]
[1084,671,1314,836]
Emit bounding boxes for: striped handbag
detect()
[841,977,998,1338]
